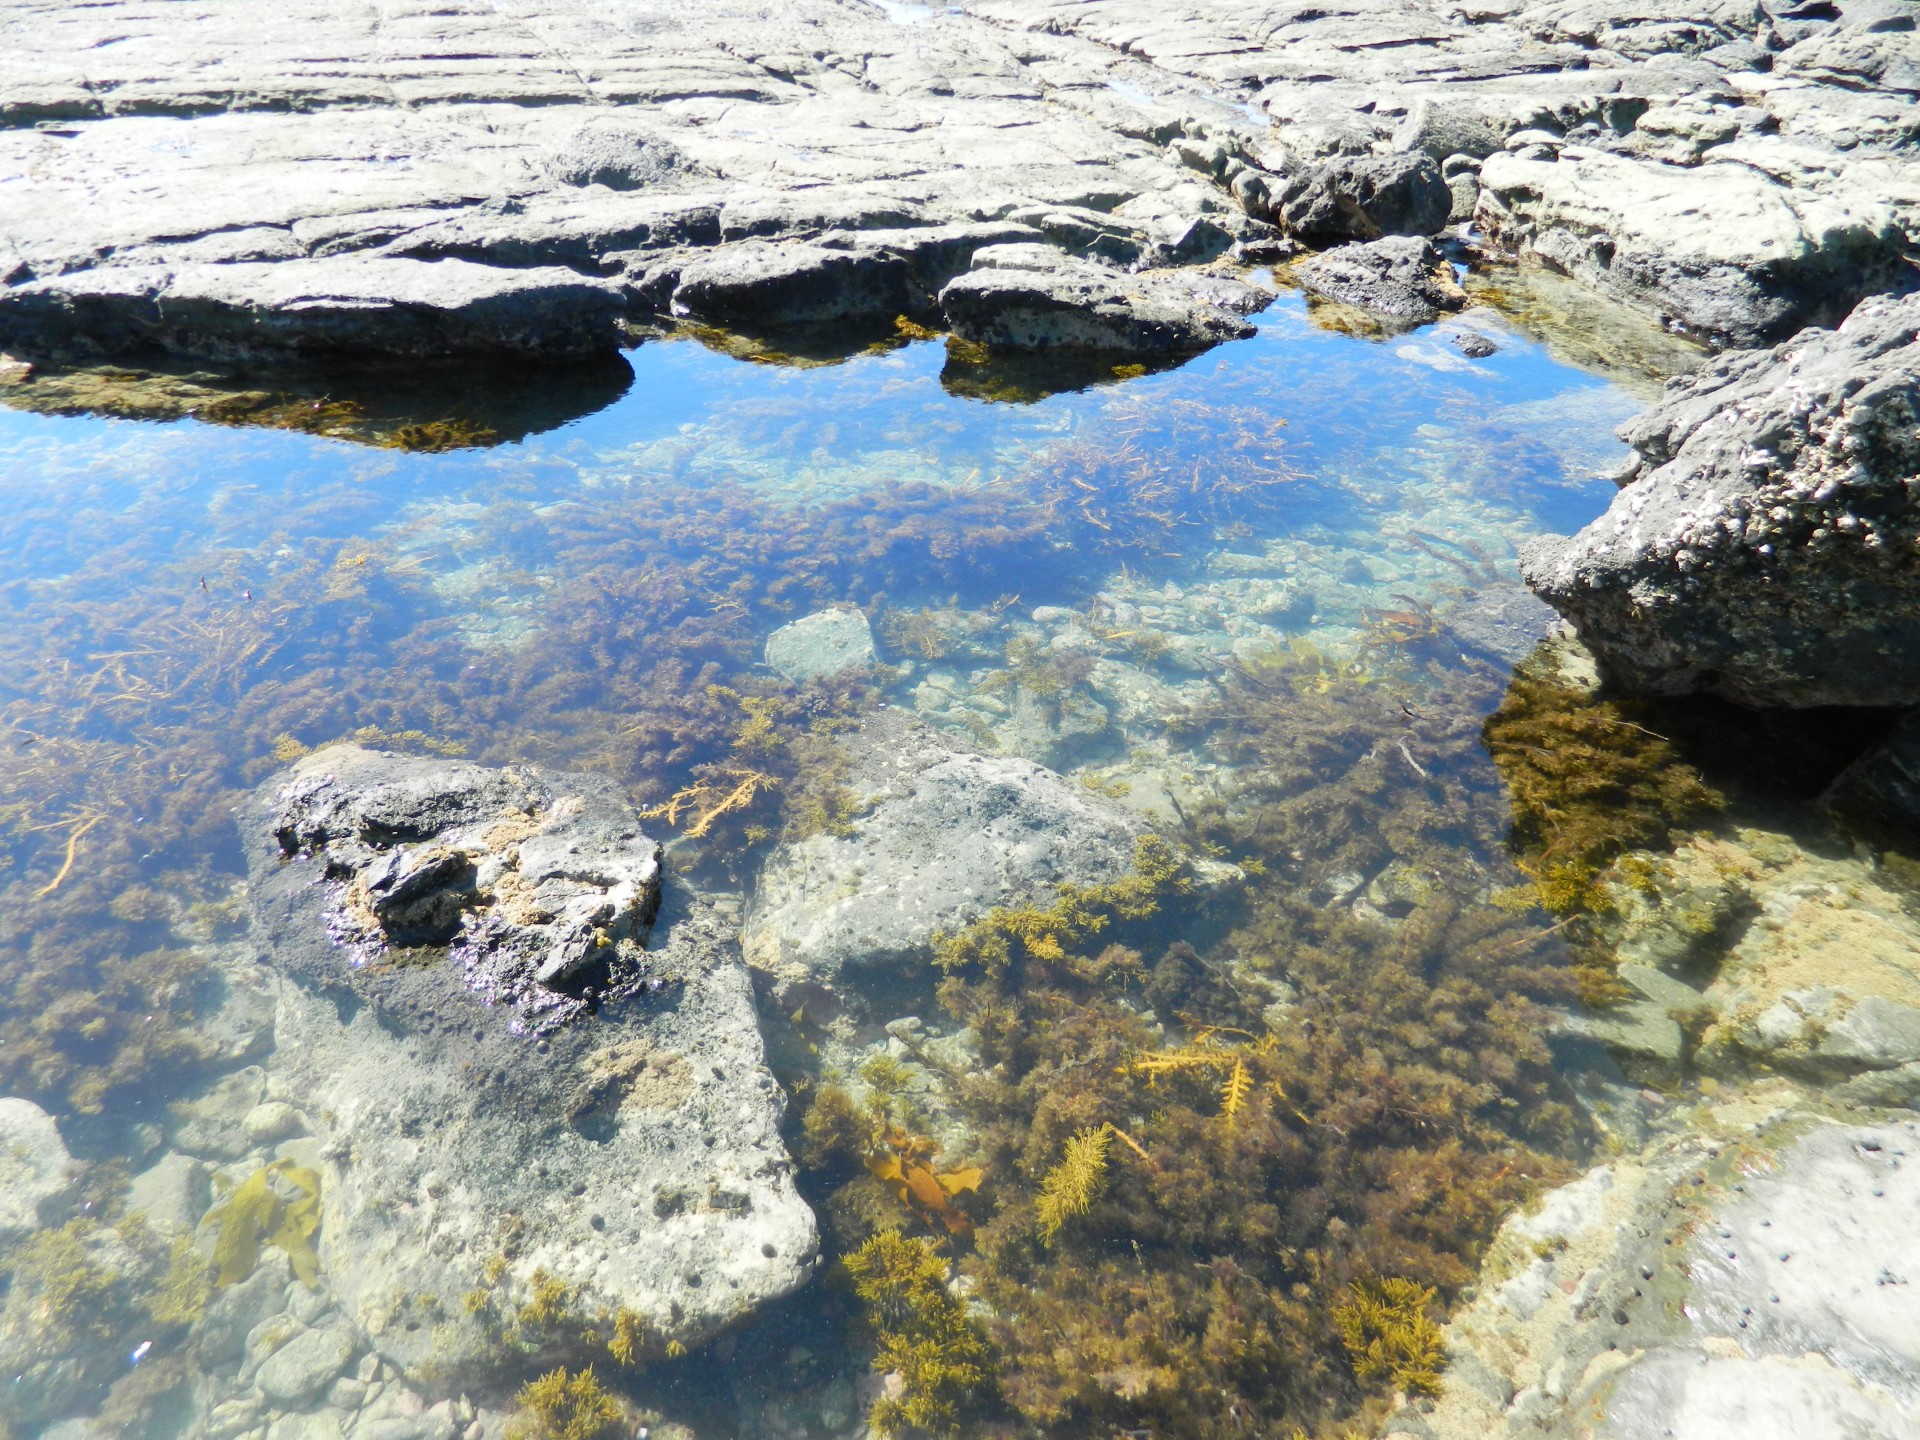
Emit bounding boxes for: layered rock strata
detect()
[0,0,1913,363]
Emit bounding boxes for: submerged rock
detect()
[243,746,816,1378]
[1522,293,1920,708]
[0,1097,74,1244]
[764,607,878,683]
[741,710,1147,1000]
[938,244,1265,354]
[1295,236,1467,326]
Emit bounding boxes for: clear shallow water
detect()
[0,292,1652,1439]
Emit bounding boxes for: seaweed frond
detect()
[1332,1276,1445,1398]
[637,768,779,839]
[1036,1124,1112,1243]
[508,1365,626,1440]
[202,1159,322,1288]
[843,1232,994,1437]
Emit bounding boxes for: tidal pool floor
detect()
[2,289,1853,1440]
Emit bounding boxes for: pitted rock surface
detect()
[1522,292,1920,707]
[243,747,816,1377]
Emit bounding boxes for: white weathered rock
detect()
[124,1152,210,1238]
[257,1325,360,1406]
[244,747,817,1381]
[742,710,1148,999]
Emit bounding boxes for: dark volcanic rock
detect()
[671,241,921,328]
[244,745,816,1378]
[1275,153,1452,245]
[1522,293,1920,708]
[938,244,1264,354]
[1294,235,1467,325]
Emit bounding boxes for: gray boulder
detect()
[1826,710,1920,837]
[1522,293,1920,707]
[547,119,704,191]
[0,1097,74,1244]
[244,747,816,1378]
[741,711,1148,1000]
[764,607,877,684]
[1294,236,1467,325]
[1274,153,1451,245]
[938,244,1264,354]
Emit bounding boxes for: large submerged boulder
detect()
[1522,293,1920,708]
[244,746,816,1378]
[741,711,1148,1001]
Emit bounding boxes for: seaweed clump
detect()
[508,1365,627,1440]
[843,1231,995,1438]
[203,1159,322,1287]
[1483,651,1724,916]
[911,642,1588,1438]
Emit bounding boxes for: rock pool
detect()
[2,287,1915,1440]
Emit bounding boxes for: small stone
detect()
[256,1325,358,1405]
[245,1102,305,1144]
[124,1152,210,1238]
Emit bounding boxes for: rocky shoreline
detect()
[0,0,1912,368]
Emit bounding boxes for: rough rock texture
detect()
[1476,145,1905,347]
[741,709,1147,1000]
[940,244,1264,352]
[2,0,1914,365]
[1410,1111,1920,1440]
[1827,711,1920,838]
[1522,293,1920,707]
[1272,153,1453,244]
[0,1097,73,1245]
[1294,236,1468,325]
[244,746,816,1378]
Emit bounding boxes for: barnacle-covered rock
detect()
[1522,293,1920,708]
[243,746,816,1379]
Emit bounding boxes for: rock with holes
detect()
[244,746,816,1383]
[1295,235,1467,326]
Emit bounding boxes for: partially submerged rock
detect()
[741,711,1148,1000]
[1295,236,1467,327]
[0,256,628,362]
[1476,147,1905,347]
[938,244,1265,354]
[1420,1115,1920,1440]
[1272,153,1451,246]
[1522,293,1920,708]
[244,746,816,1376]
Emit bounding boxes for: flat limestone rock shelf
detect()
[243,746,817,1379]
[0,0,1915,361]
